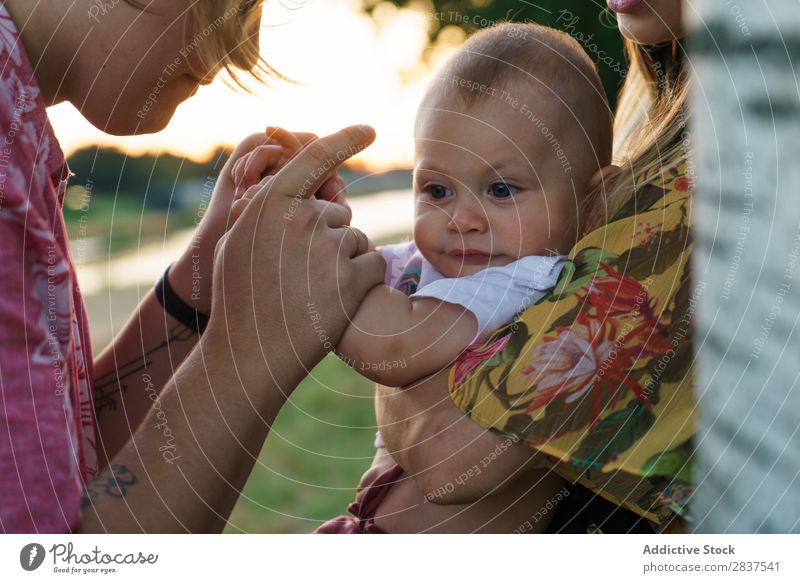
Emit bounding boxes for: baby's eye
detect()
[425,184,453,200]
[489,182,517,199]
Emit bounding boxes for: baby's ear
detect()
[585,164,621,197]
[580,164,621,235]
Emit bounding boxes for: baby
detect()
[337,22,614,388]
[237,21,616,532]
[319,22,617,533]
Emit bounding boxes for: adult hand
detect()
[169,127,350,314]
[168,131,272,314]
[206,125,386,388]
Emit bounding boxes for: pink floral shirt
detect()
[0,6,97,533]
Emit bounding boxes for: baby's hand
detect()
[232,127,348,207]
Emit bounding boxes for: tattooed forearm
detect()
[93,323,196,417]
[81,464,138,508]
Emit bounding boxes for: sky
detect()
[47,0,455,171]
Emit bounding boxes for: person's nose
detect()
[447,194,487,235]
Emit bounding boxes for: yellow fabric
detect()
[448,159,696,531]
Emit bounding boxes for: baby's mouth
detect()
[448,249,494,264]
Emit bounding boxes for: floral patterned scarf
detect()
[449,159,696,533]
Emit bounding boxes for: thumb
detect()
[229,197,250,225]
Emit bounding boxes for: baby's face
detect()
[413,89,584,278]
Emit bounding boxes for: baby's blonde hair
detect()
[125,0,283,89]
[429,22,614,177]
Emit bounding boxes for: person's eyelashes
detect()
[488,181,519,199]
[421,183,454,200]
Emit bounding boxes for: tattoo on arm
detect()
[81,464,138,508]
[93,324,196,417]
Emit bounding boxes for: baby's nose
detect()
[447,199,487,233]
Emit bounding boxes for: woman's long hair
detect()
[599,38,691,222]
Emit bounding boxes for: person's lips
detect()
[607,0,644,14]
[449,249,493,264]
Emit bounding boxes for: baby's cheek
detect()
[514,214,568,255]
[413,212,438,251]
[494,214,536,252]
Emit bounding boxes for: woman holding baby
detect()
[0,0,693,534]
[351,0,694,534]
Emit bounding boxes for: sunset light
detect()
[47,0,445,171]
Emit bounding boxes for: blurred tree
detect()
[67,147,229,209]
[365,0,626,108]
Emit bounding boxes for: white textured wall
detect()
[690,0,800,532]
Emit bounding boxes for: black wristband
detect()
[155,264,210,334]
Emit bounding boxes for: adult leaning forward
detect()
[373,0,696,533]
[0,0,384,532]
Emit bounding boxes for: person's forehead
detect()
[415,90,571,164]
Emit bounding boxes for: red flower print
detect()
[584,262,655,320]
[673,176,691,192]
[452,334,511,386]
[521,311,667,427]
[632,221,657,244]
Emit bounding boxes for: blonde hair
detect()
[125,0,284,89]
[599,39,691,223]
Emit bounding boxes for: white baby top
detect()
[380,240,566,343]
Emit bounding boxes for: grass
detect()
[224,354,377,533]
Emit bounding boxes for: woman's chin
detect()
[83,107,175,136]
[617,14,684,45]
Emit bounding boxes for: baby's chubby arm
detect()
[337,284,479,387]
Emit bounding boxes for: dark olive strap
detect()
[154,264,209,334]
